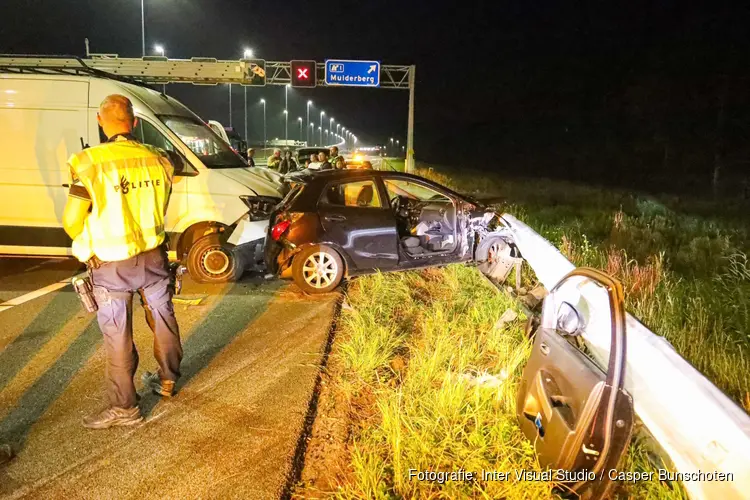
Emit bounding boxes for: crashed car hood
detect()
[215,167,285,198]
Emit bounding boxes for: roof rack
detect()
[0,54,155,90]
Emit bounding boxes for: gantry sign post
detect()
[0,55,416,172]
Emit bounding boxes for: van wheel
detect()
[186,234,245,283]
[292,245,344,294]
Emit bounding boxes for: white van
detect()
[0,73,283,283]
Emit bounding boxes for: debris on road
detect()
[172,296,205,306]
[461,369,508,388]
[520,285,547,309]
[494,308,518,330]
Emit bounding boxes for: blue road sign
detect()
[325,59,380,87]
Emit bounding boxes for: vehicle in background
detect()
[265,170,507,293]
[208,120,248,160]
[0,70,282,283]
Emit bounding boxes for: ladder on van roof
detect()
[0,54,412,89]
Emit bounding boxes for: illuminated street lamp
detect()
[154,45,166,93]
[329,117,334,132]
[260,98,266,151]
[298,117,303,141]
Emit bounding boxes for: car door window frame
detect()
[318,178,386,210]
[382,177,454,206]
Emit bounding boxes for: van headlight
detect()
[240,195,280,218]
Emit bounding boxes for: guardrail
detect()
[499,214,750,500]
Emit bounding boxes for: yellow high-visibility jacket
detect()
[68,138,174,262]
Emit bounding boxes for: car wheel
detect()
[292,245,344,294]
[186,234,245,283]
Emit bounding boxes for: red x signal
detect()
[291,60,317,88]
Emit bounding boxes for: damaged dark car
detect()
[265,170,512,293]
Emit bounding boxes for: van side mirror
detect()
[166,150,198,177]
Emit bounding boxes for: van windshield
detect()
[159,115,246,169]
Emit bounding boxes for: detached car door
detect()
[318,177,400,272]
[517,267,634,499]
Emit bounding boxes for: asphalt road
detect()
[0,257,338,499]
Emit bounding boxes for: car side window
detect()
[384,179,450,202]
[321,180,382,208]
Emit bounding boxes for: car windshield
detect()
[159,115,246,169]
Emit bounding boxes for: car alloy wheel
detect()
[302,251,339,289]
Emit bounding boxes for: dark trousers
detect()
[91,246,182,409]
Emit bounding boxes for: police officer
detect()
[62,94,182,429]
[267,148,282,169]
[329,146,344,167]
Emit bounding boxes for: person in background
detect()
[62,94,182,429]
[307,153,322,170]
[267,149,282,170]
[246,148,256,168]
[318,151,333,170]
[329,146,344,167]
[335,157,347,170]
[361,160,373,170]
[279,150,297,174]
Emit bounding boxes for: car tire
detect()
[292,245,344,294]
[186,234,245,284]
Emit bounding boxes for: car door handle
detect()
[324,215,346,222]
[62,183,70,188]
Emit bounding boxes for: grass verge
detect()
[296,266,687,499]
[416,165,750,411]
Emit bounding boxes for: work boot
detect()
[142,371,175,397]
[0,444,13,466]
[82,406,143,430]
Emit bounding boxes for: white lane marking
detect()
[0,273,85,314]
[25,258,59,272]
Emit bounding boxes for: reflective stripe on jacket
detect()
[68,139,174,262]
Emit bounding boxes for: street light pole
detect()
[243,49,253,143]
[283,110,288,144]
[228,84,232,127]
[306,100,312,145]
[141,0,146,57]
[154,45,166,93]
[298,117,303,141]
[260,99,266,152]
[319,111,324,146]
[284,85,289,143]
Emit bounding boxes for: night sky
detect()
[2,1,749,191]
